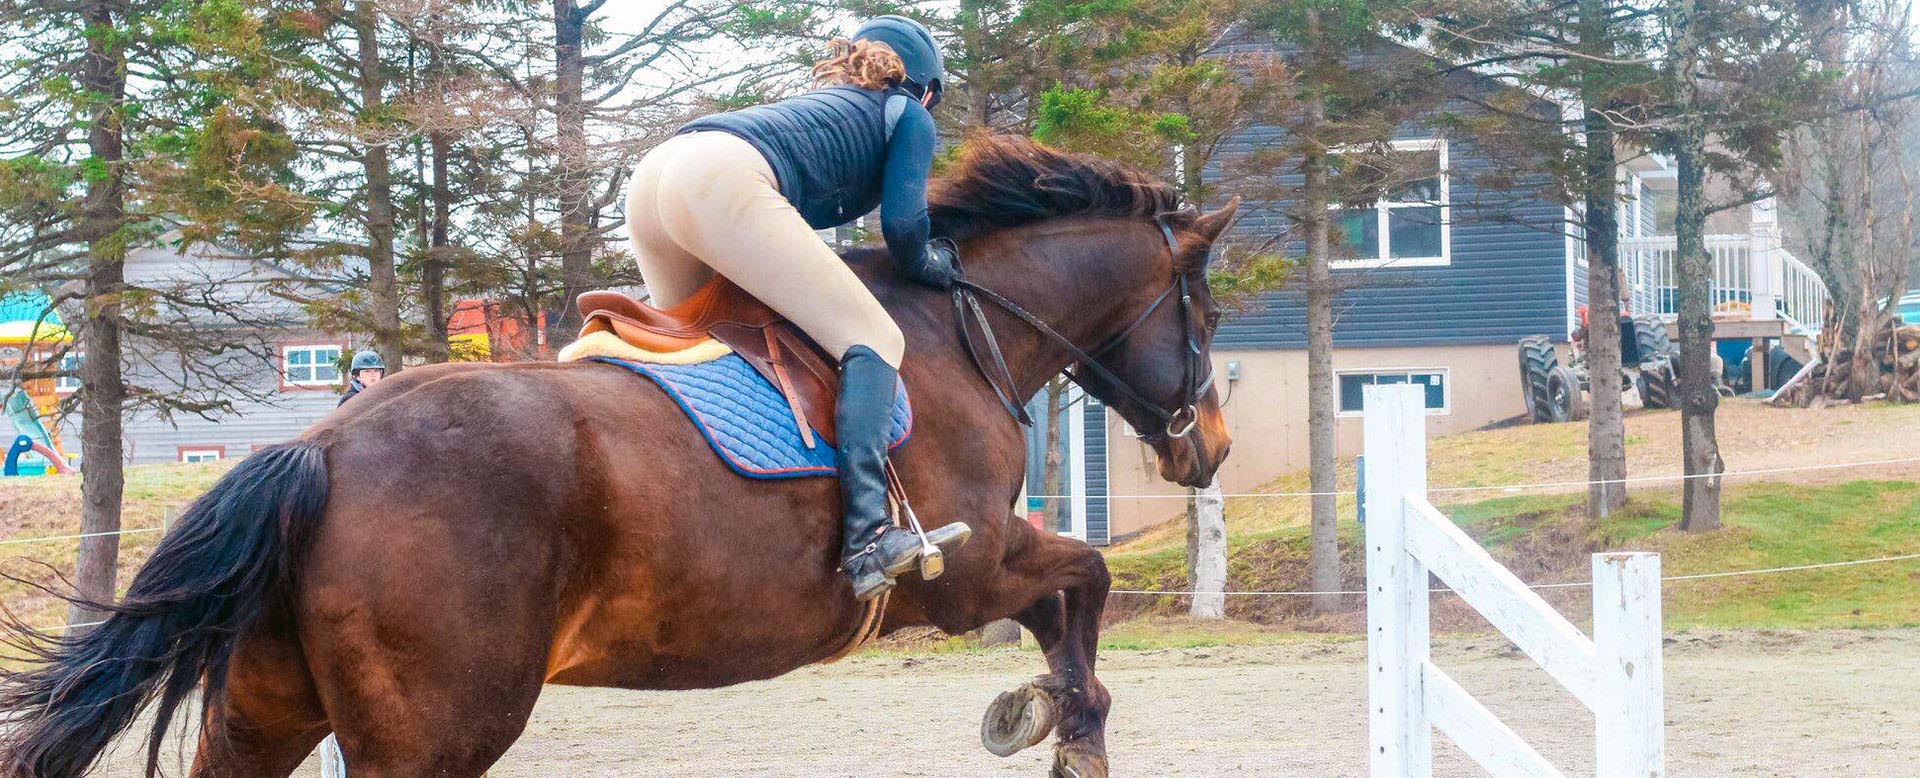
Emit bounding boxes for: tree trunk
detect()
[959,0,993,131]
[70,0,130,628]
[1578,0,1628,518]
[421,19,453,365]
[1041,378,1068,532]
[551,0,595,346]
[1301,24,1341,612]
[1171,118,1227,619]
[423,127,453,363]
[1847,107,1882,402]
[1188,478,1226,619]
[1669,0,1722,532]
[356,0,404,373]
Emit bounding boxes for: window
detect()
[178,446,224,463]
[282,344,342,388]
[1021,386,1089,541]
[1337,369,1449,415]
[54,353,81,393]
[1331,139,1449,268]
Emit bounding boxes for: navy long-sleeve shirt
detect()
[679,84,942,284]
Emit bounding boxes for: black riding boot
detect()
[838,346,924,601]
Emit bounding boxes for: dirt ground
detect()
[93,629,1919,778]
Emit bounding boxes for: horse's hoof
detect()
[982,683,1056,757]
[1051,744,1109,778]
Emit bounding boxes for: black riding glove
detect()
[904,237,959,289]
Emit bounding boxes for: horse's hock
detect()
[1363,384,1665,778]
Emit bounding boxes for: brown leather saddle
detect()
[573,278,846,447]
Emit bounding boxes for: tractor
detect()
[1517,312,1692,424]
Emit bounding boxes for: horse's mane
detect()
[927,135,1183,240]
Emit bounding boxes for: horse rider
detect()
[622,15,961,602]
[338,350,386,406]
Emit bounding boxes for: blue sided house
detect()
[1025,28,1826,544]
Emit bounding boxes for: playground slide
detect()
[3,391,72,476]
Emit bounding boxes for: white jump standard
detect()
[1362,384,1665,778]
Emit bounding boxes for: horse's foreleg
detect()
[990,534,1112,778]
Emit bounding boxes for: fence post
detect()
[1593,552,1665,778]
[320,734,346,778]
[1364,384,1431,778]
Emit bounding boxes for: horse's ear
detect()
[1192,197,1240,246]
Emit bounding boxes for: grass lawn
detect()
[1106,479,1920,632]
[4,399,1918,638]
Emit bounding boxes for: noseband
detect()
[951,212,1214,444]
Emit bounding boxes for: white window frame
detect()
[54,352,81,393]
[1065,389,1088,541]
[179,446,224,464]
[1017,385,1091,542]
[1334,367,1452,417]
[1330,138,1451,270]
[282,344,343,388]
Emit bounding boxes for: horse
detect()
[0,136,1236,778]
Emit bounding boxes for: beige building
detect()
[1094,343,1541,537]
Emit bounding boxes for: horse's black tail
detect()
[0,441,329,778]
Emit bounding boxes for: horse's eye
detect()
[1204,310,1222,330]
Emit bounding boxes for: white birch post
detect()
[1189,478,1227,619]
[1364,384,1431,778]
[1593,552,1665,778]
[320,733,346,778]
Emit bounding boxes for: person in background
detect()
[338,351,385,406]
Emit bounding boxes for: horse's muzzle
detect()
[1156,410,1231,488]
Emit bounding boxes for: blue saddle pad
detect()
[592,354,910,479]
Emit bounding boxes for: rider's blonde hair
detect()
[811,38,907,91]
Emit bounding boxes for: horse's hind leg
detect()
[190,629,330,778]
[308,611,549,778]
[989,533,1113,778]
[299,524,555,777]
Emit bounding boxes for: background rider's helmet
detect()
[349,350,385,375]
[852,15,944,108]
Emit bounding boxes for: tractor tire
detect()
[1767,345,1804,390]
[1547,364,1587,423]
[1637,357,1677,410]
[1518,336,1558,423]
[1732,345,1759,394]
[1629,314,1675,367]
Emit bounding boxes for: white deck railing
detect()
[1364,384,1665,778]
[1620,232,1828,333]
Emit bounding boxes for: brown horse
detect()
[0,137,1235,778]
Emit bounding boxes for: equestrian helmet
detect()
[349,350,385,374]
[852,15,944,107]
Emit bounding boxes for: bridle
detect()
[951,210,1215,446]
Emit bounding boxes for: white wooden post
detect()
[1365,382,1665,778]
[1593,552,1665,778]
[1364,384,1431,778]
[1748,198,1780,321]
[320,734,346,778]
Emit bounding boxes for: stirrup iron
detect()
[885,463,973,580]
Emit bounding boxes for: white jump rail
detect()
[1363,384,1664,778]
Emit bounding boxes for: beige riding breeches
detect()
[623,131,906,367]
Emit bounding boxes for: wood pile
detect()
[1775,315,1920,405]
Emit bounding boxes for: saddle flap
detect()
[714,321,843,445]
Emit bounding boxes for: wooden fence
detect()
[1363,384,1665,778]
